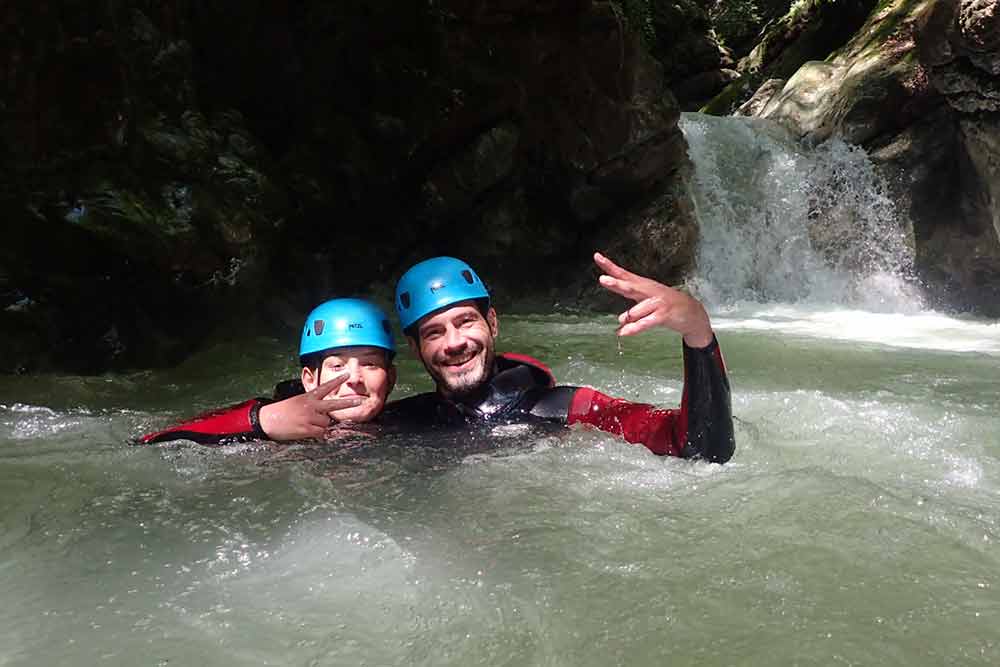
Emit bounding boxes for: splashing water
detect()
[3,116,1000,667]
[680,113,922,312]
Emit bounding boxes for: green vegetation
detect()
[710,0,764,50]
[700,77,750,114]
[610,0,657,46]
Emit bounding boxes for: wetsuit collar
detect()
[441,354,554,420]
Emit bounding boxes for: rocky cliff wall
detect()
[738,0,1000,314]
[1,0,698,372]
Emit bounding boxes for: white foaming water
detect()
[681,113,921,311]
[3,117,1000,666]
[2,313,1000,665]
[678,113,1000,356]
[712,303,1000,355]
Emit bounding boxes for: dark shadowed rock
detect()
[2,0,699,372]
[646,0,737,109]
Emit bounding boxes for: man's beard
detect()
[426,347,495,400]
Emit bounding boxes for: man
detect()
[383,253,734,463]
[139,298,396,444]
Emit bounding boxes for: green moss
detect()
[700,76,750,115]
[830,0,929,63]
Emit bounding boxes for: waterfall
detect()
[680,113,923,312]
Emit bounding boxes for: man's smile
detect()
[442,352,478,371]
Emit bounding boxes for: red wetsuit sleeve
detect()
[567,389,683,456]
[139,398,269,445]
[565,335,734,462]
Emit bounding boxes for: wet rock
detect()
[3,0,704,373]
[735,77,787,116]
[739,0,1000,315]
[422,123,520,219]
[646,0,737,109]
[704,0,878,115]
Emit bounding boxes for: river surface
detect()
[2,307,999,666]
[4,114,1000,665]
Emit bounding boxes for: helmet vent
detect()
[461,270,474,284]
[313,319,325,336]
[400,292,411,309]
[382,319,391,334]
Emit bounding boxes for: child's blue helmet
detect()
[395,257,490,332]
[299,298,395,362]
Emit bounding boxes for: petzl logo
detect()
[429,280,446,293]
[348,322,363,329]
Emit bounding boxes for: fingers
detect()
[595,253,655,303]
[593,252,635,280]
[294,403,331,430]
[618,297,661,325]
[305,408,332,427]
[616,302,664,337]
[617,317,661,337]
[301,425,329,439]
[296,405,334,438]
[598,274,643,301]
[260,399,330,441]
[320,396,364,414]
[311,371,350,398]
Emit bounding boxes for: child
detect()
[140,298,396,445]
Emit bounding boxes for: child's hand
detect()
[258,373,363,441]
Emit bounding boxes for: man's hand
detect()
[594,252,714,348]
[258,373,363,441]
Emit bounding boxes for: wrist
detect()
[683,329,715,349]
[255,401,276,438]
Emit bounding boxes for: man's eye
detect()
[330,364,345,372]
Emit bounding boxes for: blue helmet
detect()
[395,256,490,332]
[299,298,395,361]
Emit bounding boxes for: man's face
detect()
[411,301,498,399]
[301,346,396,422]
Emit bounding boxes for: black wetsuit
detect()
[140,338,734,463]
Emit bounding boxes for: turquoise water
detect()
[2,307,999,665]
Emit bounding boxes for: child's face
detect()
[302,346,396,423]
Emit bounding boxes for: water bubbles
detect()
[0,403,91,440]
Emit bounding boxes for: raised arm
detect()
[575,253,734,462]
